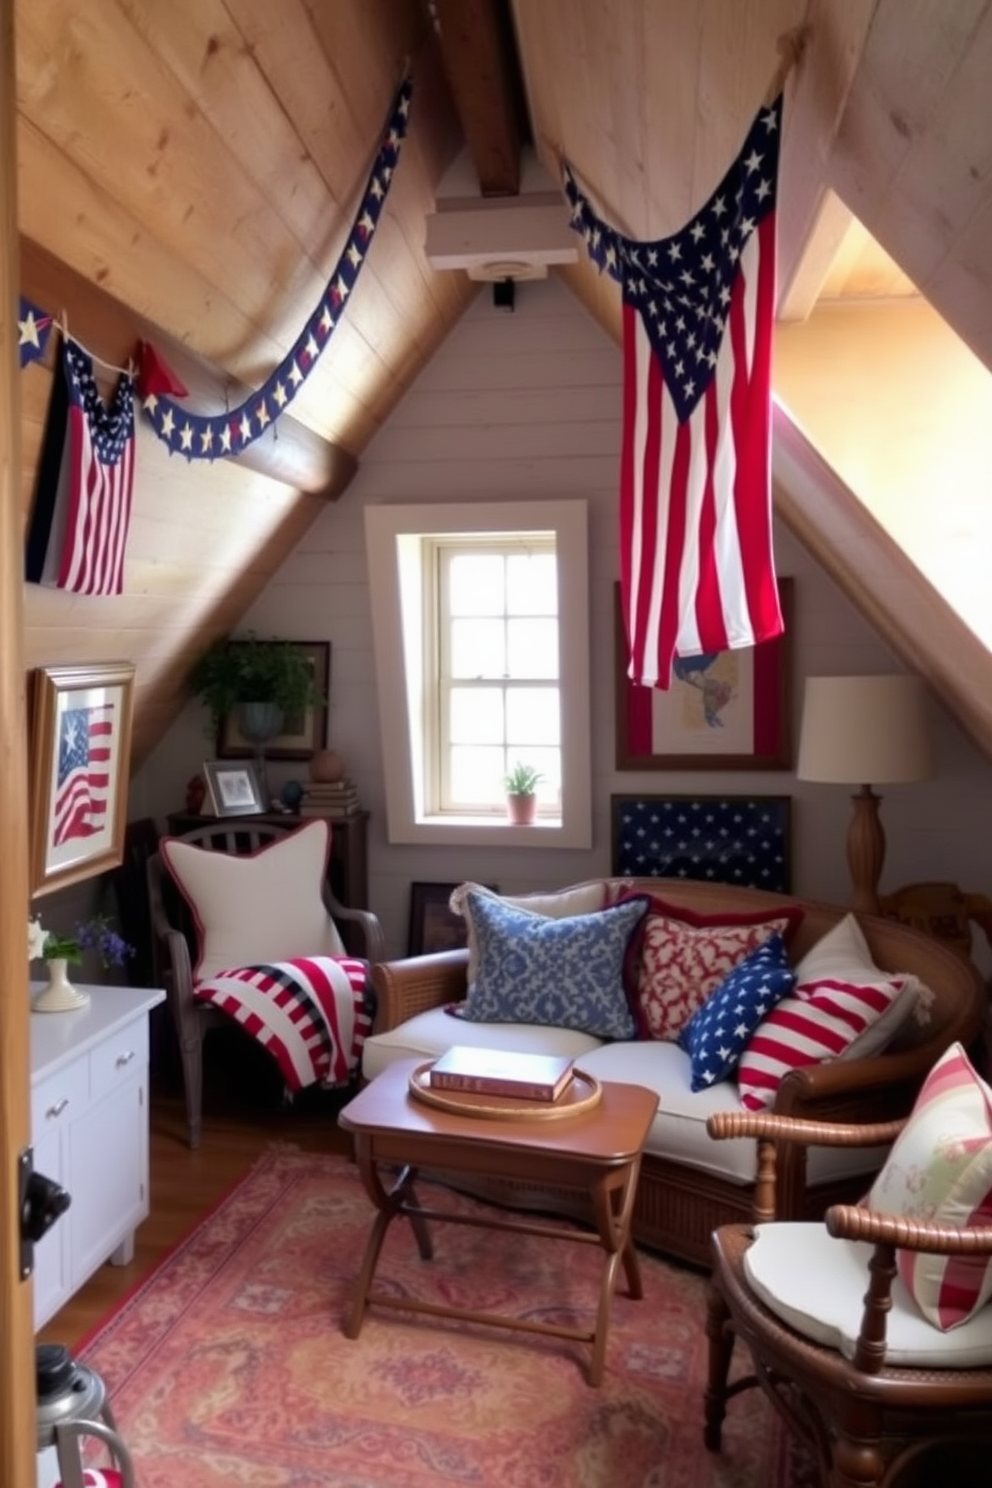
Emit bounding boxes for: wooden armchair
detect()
[704,1106,992,1486]
[147,821,384,1148]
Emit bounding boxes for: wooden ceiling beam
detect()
[19,238,357,501]
[429,0,527,196]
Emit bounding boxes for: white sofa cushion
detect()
[744,1222,992,1367]
[576,1041,888,1187]
[361,1007,603,1082]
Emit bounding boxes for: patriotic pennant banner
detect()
[563,94,785,690]
[18,295,54,367]
[139,76,412,462]
[25,336,136,595]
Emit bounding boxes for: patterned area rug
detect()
[80,1148,815,1487]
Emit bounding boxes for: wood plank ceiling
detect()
[13,0,992,765]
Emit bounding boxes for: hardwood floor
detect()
[37,1048,356,1350]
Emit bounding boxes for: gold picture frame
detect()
[28,661,136,898]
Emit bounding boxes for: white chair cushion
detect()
[160,819,345,981]
[361,1007,603,1082]
[744,1221,992,1367]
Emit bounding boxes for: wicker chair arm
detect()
[371,949,470,1033]
[827,1203,992,1255]
[706,1111,906,1147]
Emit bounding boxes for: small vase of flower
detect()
[28,914,135,1014]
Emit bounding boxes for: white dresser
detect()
[30,984,165,1331]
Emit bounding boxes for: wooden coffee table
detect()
[338,1057,657,1385]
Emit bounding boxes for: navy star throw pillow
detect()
[677,934,795,1093]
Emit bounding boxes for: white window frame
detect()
[365,500,592,848]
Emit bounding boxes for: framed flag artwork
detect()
[28,662,135,897]
[611,794,792,893]
[614,578,792,770]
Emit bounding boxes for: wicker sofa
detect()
[364,878,986,1268]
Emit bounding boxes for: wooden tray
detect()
[408,1061,602,1121]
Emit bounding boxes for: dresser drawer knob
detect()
[115,1050,136,1068]
[45,1098,70,1119]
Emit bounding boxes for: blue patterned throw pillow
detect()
[677,934,795,1092]
[460,889,649,1039]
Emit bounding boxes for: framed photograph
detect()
[408,881,498,957]
[217,641,330,761]
[611,793,792,893]
[614,578,792,769]
[28,662,136,898]
[203,760,266,818]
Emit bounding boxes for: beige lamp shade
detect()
[798,674,932,916]
[797,675,933,786]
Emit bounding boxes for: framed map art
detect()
[614,578,792,769]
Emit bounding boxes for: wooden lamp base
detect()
[847,786,886,916]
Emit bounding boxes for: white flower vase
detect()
[33,958,90,1014]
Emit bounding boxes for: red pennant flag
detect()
[136,340,188,400]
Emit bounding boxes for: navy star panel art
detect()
[611,794,791,894]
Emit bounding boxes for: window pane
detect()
[507,618,558,678]
[449,686,503,743]
[450,618,505,678]
[451,745,504,802]
[449,554,505,615]
[507,552,556,613]
[506,687,560,745]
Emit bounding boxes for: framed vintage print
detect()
[28,662,136,897]
[408,881,498,958]
[611,793,792,893]
[203,760,266,818]
[614,578,792,770]
[217,641,330,761]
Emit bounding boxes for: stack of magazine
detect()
[299,778,361,817]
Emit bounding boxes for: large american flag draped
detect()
[563,94,785,689]
[54,702,115,846]
[25,337,136,595]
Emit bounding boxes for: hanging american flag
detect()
[54,703,115,845]
[25,337,136,595]
[563,94,785,689]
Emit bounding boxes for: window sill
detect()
[389,814,588,849]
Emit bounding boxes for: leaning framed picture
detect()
[614,578,792,769]
[408,881,498,957]
[217,641,330,761]
[611,793,792,893]
[28,661,136,897]
[203,760,266,818]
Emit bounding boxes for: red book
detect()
[429,1046,574,1103]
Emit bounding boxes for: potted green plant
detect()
[503,761,543,825]
[188,632,323,737]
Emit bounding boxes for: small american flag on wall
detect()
[54,703,115,845]
[25,336,136,596]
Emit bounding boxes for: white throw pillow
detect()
[160,819,345,981]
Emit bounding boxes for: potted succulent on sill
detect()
[503,761,543,825]
[188,632,325,804]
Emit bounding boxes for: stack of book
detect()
[299,778,361,817]
[429,1046,574,1103]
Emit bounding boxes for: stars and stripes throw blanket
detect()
[192,956,372,1093]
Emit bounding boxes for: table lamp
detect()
[797,674,933,915]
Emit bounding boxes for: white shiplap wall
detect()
[133,277,992,964]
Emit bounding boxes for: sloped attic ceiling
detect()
[13,0,992,765]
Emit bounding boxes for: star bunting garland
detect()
[18,296,54,367]
[139,76,413,462]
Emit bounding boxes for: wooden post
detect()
[0,0,39,1482]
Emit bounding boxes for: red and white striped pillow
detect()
[736,913,919,1111]
[868,1042,992,1330]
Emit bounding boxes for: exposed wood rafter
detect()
[429,0,528,195]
